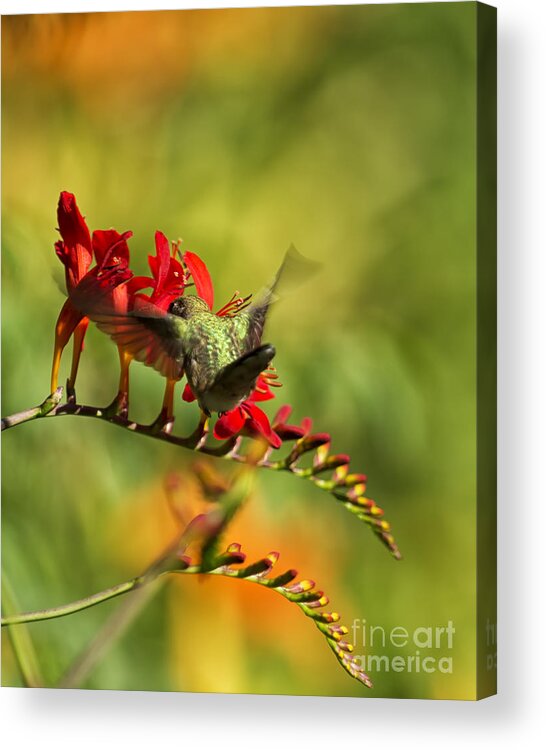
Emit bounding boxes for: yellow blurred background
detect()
[2,4,478,698]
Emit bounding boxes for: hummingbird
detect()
[75,245,317,417]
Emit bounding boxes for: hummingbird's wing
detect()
[206,246,317,401]
[71,281,189,380]
[92,308,188,380]
[235,244,321,351]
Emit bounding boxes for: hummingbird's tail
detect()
[213,343,276,394]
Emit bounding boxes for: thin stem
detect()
[68,318,89,391]
[1,388,63,429]
[1,389,236,456]
[1,578,141,627]
[1,571,44,686]
[1,533,184,630]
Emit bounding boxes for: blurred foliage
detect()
[2,3,478,698]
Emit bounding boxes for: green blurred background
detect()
[2,3,478,698]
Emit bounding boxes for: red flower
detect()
[183,374,281,448]
[51,192,133,392]
[127,231,186,311]
[214,399,282,448]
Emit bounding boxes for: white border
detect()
[1,0,545,748]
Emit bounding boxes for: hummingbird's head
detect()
[168,295,210,319]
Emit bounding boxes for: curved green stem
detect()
[1,387,63,429]
[3,545,372,688]
[1,577,143,627]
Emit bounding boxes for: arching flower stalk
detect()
[174,541,373,688]
[1,499,373,689]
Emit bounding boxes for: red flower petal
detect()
[54,298,86,349]
[268,432,283,449]
[243,402,282,448]
[274,424,306,441]
[214,406,246,440]
[56,192,93,287]
[92,229,132,268]
[183,251,214,310]
[301,433,331,450]
[250,387,275,402]
[126,276,154,295]
[138,236,186,311]
[182,383,196,403]
[248,374,275,402]
[70,260,132,317]
[151,257,186,310]
[54,239,69,268]
[57,192,92,253]
[150,231,171,292]
[272,404,293,428]
[110,282,131,315]
[300,417,313,436]
[168,256,185,279]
